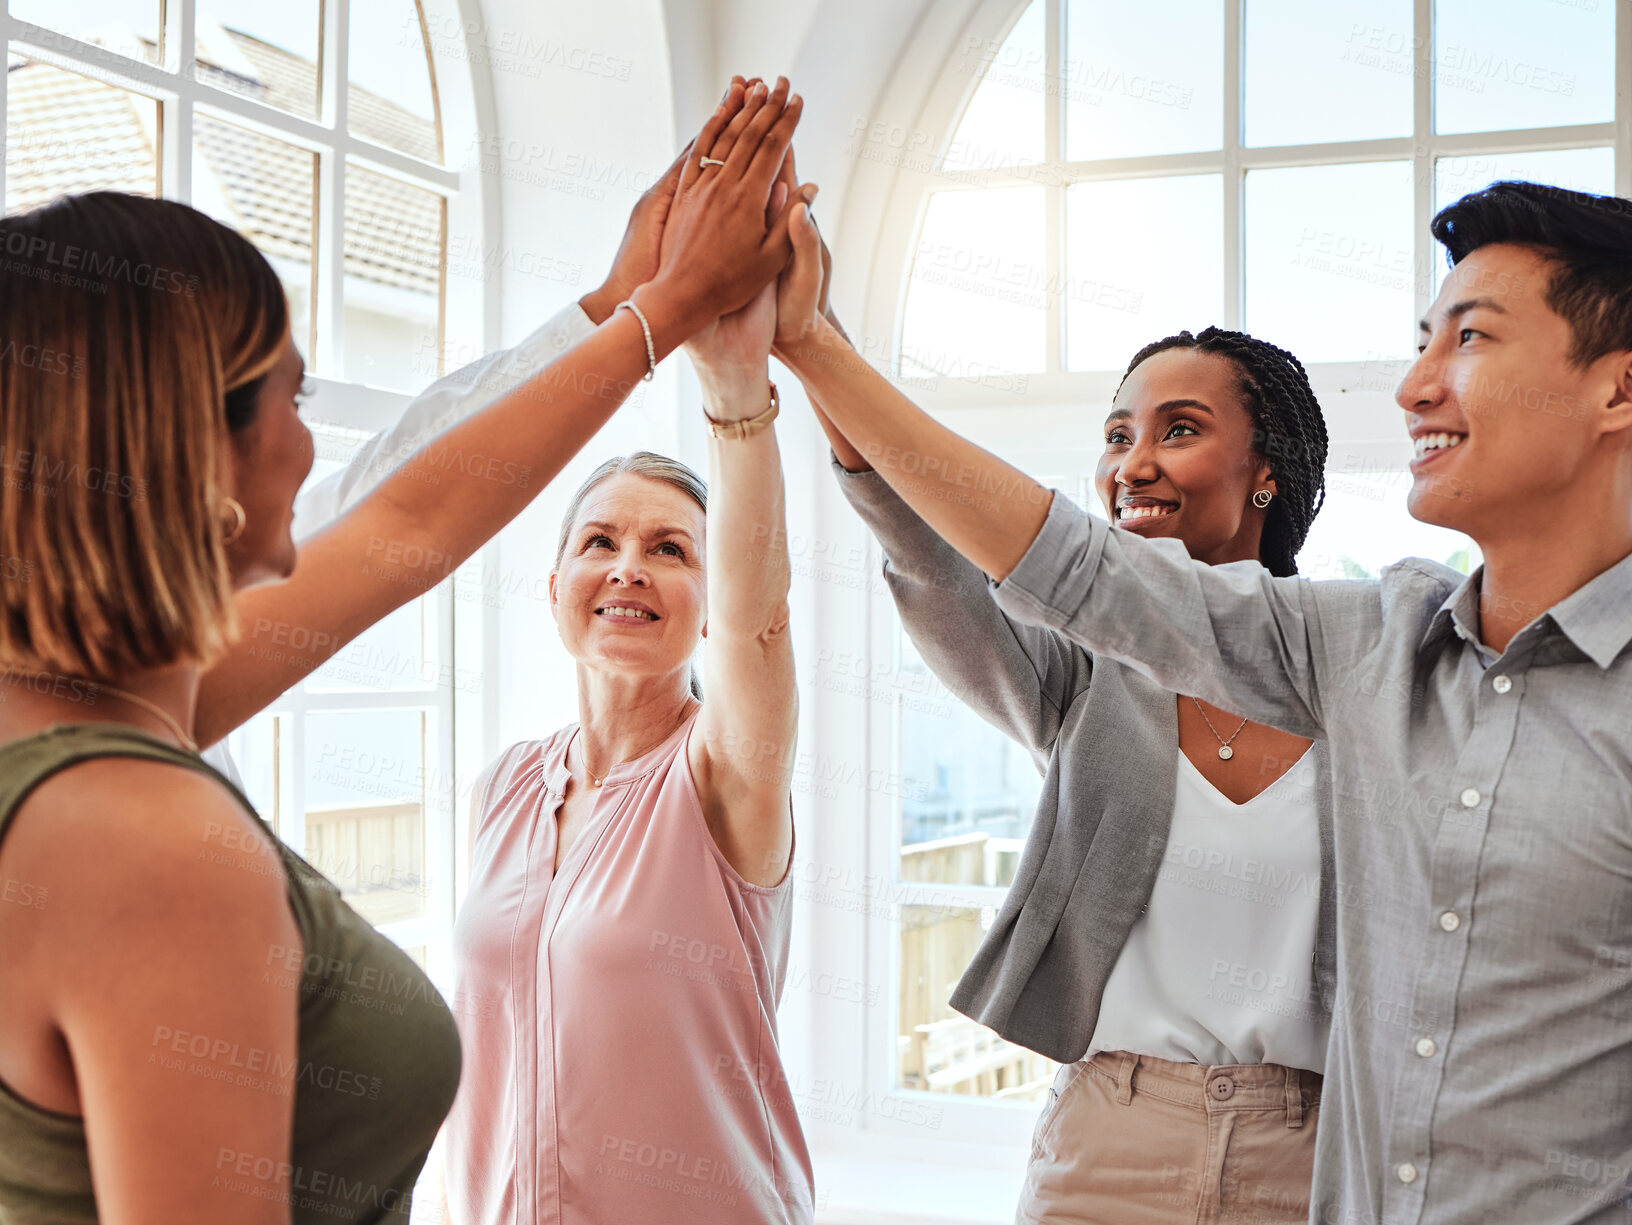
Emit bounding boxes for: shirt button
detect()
[1492,674,1512,694]
[1415,1037,1437,1058]
[1460,788,1481,808]
[1398,1163,1419,1184]
[1440,910,1461,932]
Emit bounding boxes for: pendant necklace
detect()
[1189,696,1248,761]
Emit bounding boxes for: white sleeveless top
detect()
[1087,747,1328,1073]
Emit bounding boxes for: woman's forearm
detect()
[701,376,791,638]
[783,319,1051,580]
[805,383,871,473]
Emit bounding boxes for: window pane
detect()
[900,187,1045,378]
[941,0,1044,172]
[1434,147,1616,214]
[1434,0,1615,135]
[1429,148,1616,292]
[897,673,1043,888]
[191,113,318,363]
[222,710,287,834]
[898,904,1056,1100]
[349,0,442,163]
[1244,0,1413,146]
[194,0,322,120]
[1245,162,1415,363]
[305,709,431,926]
[309,601,442,695]
[1065,175,1223,371]
[5,58,159,213]
[1064,0,1222,160]
[1298,474,1479,580]
[343,162,445,389]
[9,0,160,63]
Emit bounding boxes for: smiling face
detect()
[549,473,708,682]
[1399,242,1630,542]
[1096,348,1277,566]
[225,331,315,588]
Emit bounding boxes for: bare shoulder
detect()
[5,756,293,981]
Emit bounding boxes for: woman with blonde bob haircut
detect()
[0,75,809,1225]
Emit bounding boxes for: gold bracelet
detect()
[704,381,779,441]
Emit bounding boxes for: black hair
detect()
[1432,180,1632,367]
[1118,327,1328,577]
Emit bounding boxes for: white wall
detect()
[447,0,685,743]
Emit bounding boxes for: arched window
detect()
[843,0,1627,1124]
[3,0,472,969]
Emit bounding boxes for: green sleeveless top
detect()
[0,723,462,1224]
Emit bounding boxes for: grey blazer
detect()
[836,460,1337,1065]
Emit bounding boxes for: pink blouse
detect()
[443,711,812,1225]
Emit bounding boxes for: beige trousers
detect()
[1016,1051,1322,1225]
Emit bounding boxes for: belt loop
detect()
[1284,1067,1304,1129]
[1115,1053,1136,1106]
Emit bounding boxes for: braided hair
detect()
[1117,327,1328,577]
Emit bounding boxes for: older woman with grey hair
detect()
[442,77,815,1225]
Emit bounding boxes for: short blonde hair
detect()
[0,192,287,678]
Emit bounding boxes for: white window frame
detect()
[803,0,1632,1170]
[0,0,499,976]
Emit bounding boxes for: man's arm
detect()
[987,487,1371,739]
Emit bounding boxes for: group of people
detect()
[0,70,1627,1225]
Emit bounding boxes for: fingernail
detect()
[803,185,820,203]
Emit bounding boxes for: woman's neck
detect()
[572,668,696,781]
[0,661,200,750]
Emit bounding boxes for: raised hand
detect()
[579,141,694,326]
[683,173,792,407]
[769,145,844,360]
[648,77,815,329]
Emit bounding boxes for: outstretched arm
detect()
[683,78,817,887]
[767,192,1088,755]
[195,82,806,748]
[774,197,1349,739]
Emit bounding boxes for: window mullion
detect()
[1618,0,1632,198]
[162,1,195,203]
[316,0,347,377]
[1222,0,1243,329]
[284,688,310,856]
[1043,0,1062,373]
[1412,0,1434,325]
[0,11,10,209]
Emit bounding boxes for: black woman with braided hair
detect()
[760,199,1334,1220]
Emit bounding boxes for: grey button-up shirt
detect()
[992,489,1632,1225]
